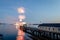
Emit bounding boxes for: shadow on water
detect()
[0,34,3,40]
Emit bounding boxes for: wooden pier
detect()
[21,26,60,40]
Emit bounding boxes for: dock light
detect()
[22,22,26,24]
[14,22,20,29]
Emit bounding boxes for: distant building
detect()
[38,23,60,27]
[38,23,60,33]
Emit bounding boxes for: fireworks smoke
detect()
[17,7,25,14]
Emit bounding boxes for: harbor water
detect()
[0,24,33,40]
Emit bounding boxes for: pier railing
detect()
[21,26,60,40]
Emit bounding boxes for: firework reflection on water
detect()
[16,29,25,40]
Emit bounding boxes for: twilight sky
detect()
[0,0,60,24]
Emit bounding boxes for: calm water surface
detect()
[0,24,33,40]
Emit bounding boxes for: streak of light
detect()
[19,19,22,22]
[18,15,25,20]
